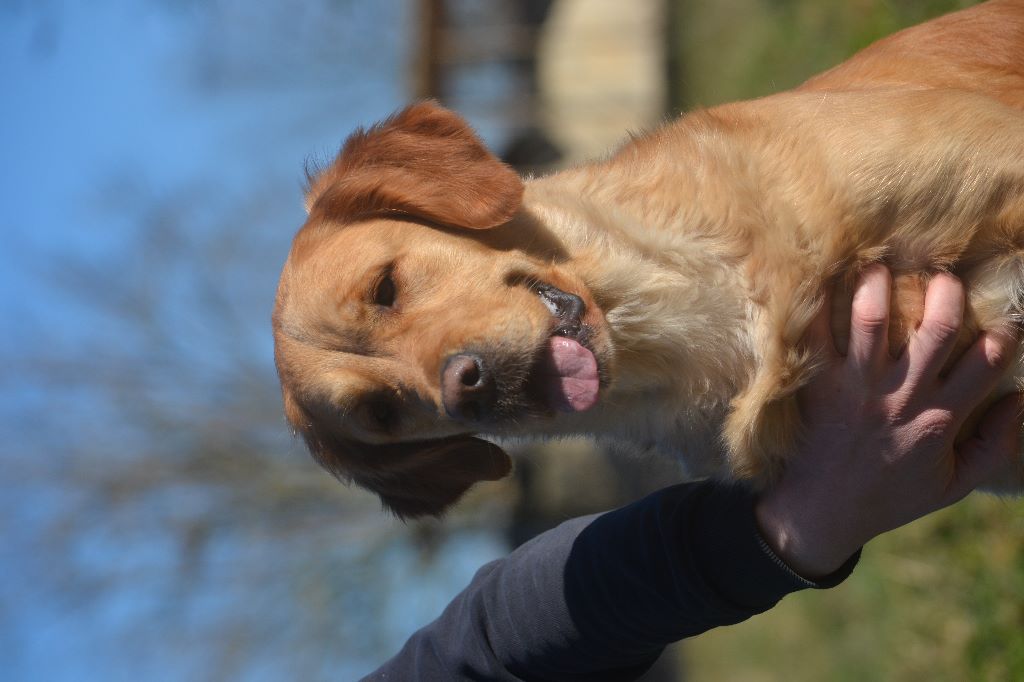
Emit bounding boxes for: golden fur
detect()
[274,0,1024,517]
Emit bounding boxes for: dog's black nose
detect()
[441,353,496,422]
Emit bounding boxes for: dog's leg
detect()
[724,363,806,485]
[723,268,822,484]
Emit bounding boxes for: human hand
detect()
[755,265,1021,578]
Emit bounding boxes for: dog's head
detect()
[273,102,612,518]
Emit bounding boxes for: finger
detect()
[801,288,839,360]
[944,393,1023,504]
[943,321,1020,409]
[905,273,964,382]
[847,264,891,372]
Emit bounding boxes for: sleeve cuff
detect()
[754,529,861,590]
[688,483,861,613]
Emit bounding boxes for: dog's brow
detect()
[323,260,400,357]
[315,324,375,357]
[279,315,376,358]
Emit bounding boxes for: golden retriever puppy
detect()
[273,0,1024,517]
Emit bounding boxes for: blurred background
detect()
[2,0,1022,679]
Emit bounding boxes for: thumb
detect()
[946,393,1022,503]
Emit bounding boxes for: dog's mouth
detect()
[527,283,602,414]
[443,280,607,428]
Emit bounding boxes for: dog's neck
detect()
[523,157,759,466]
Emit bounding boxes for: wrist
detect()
[754,491,862,579]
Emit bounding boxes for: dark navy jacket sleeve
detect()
[362,481,859,681]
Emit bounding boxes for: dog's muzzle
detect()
[439,282,597,423]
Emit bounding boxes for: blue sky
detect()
[3,4,221,263]
[0,0,411,449]
[0,2,514,679]
[0,0,409,330]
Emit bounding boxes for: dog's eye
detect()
[373,273,396,308]
[363,397,397,432]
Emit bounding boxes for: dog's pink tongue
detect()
[541,337,599,412]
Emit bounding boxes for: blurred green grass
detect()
[669,0,978,109]
[684,496,1024,681]
[667,1,1024,679]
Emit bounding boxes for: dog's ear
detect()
[283,387,513,517]
[350,437,513,519]
[306,101,523,230]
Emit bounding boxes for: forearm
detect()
[363,481,858,682]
